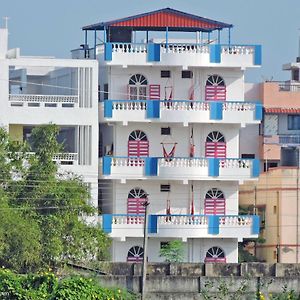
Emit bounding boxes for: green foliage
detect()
[159,240,184,263]
[0,268,136,300]
[0,125,110,273]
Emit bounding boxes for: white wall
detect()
[113,180,238,216]
[109,66,245,101]
[112,237,238,263]
[239,125,260,159]
[113,123,240,158]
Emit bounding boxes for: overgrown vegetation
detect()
[0,125,110,273]
[0,268,136,299]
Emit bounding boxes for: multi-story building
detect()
[240,44,300,263]
[76,8,262,263]
[0,27,99,207]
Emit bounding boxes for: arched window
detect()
[205,75,226,101]
[128,74,148,100]
[204,188,225,215]
[127,188,148,224]
[127,246,144,262]
[204,246,226,263]
[128,130,149,157]
[205,131,226,158]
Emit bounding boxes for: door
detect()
[204,188,225,215]
[128,130,149,157]
[127,188,148,224]
[205,131,226,158]
[204,246,226,263]
[205,74,226,101]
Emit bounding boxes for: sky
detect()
[1,0,300,82]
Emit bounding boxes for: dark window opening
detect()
[241,154,255,159]
[288,115,300,130]
[292,69,299,81]
[182,70,193,78]
[160,241,170,249]
[161,127,171,135]
[160,184,170,192]
[104,84,109,100]
[161,70,171,78]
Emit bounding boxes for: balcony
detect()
[96,43,261,68]
[26,152,78,165]
[101,214,260,241]
[9,94,78,108]
[100,156,260,181]
[100,100,262,125]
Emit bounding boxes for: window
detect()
[160,241,170,249]
[160,184,170,192]
[104,84,109,100]
[292,69,299,81]
[161,127,171,135]
[288,115,300,130]
[241,154,255,159]
[161,70,171,78]
[98,85,101,102]
[182,70,193,78]
[273,205,277,214]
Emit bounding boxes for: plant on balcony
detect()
[0,125,110,273]
[159,240,184,263]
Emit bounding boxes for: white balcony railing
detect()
[100,100,261,125]
[102,214,259,240]
[9,94,78,107]
[26,152,78,165]
[101,156,259,180]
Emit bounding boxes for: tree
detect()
[159,240,184,263]
[0,125,110,272]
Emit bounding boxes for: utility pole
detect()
[141,200,149,300]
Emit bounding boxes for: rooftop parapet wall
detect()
[262,82,300,108]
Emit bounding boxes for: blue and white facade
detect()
[78,8,262,263]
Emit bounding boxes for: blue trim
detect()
[252,159,260,177]
[209,44,221,63]
[103,156,112,175]
[254,45,262,65]
[147,43,160,62]
[146,100,160,118]
[208,215,219,235]
[145,157,158,176]
[104,43,112,61]
[148,215,158,234]
[252,215,260,235]
[104,100,113,118]
[254,102,263,120]
[102,214,112,233]
[210,102,223,120]
[208,158,219,177]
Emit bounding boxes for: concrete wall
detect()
[76,262,300,299]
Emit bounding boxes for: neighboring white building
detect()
[0,28,99,207]
[76,8,262,263]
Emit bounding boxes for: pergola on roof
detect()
[82,7,233,32]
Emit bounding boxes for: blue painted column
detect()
[102,214,112,233]
[104,100,113,118]
[208,158,220,177]
[252,215,260,234]
[148,215,158,234]
[104,43,112,61]
[255,103,263,120]
[210,102,223,120]
[147,43,160,62]
[252,159,260,177]
[209,44,221,63]
[146,100,160,118]
[103,156,112,175]
[208,215,219,235]
[254,45,262,65]
[145,157,158,176]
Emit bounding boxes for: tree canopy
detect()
[0,125,109,273]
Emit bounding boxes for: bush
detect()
[0,268,136,300]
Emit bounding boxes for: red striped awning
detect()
[265,108,300,114]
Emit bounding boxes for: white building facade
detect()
[78,8,262,263]
[0,28,99,207]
